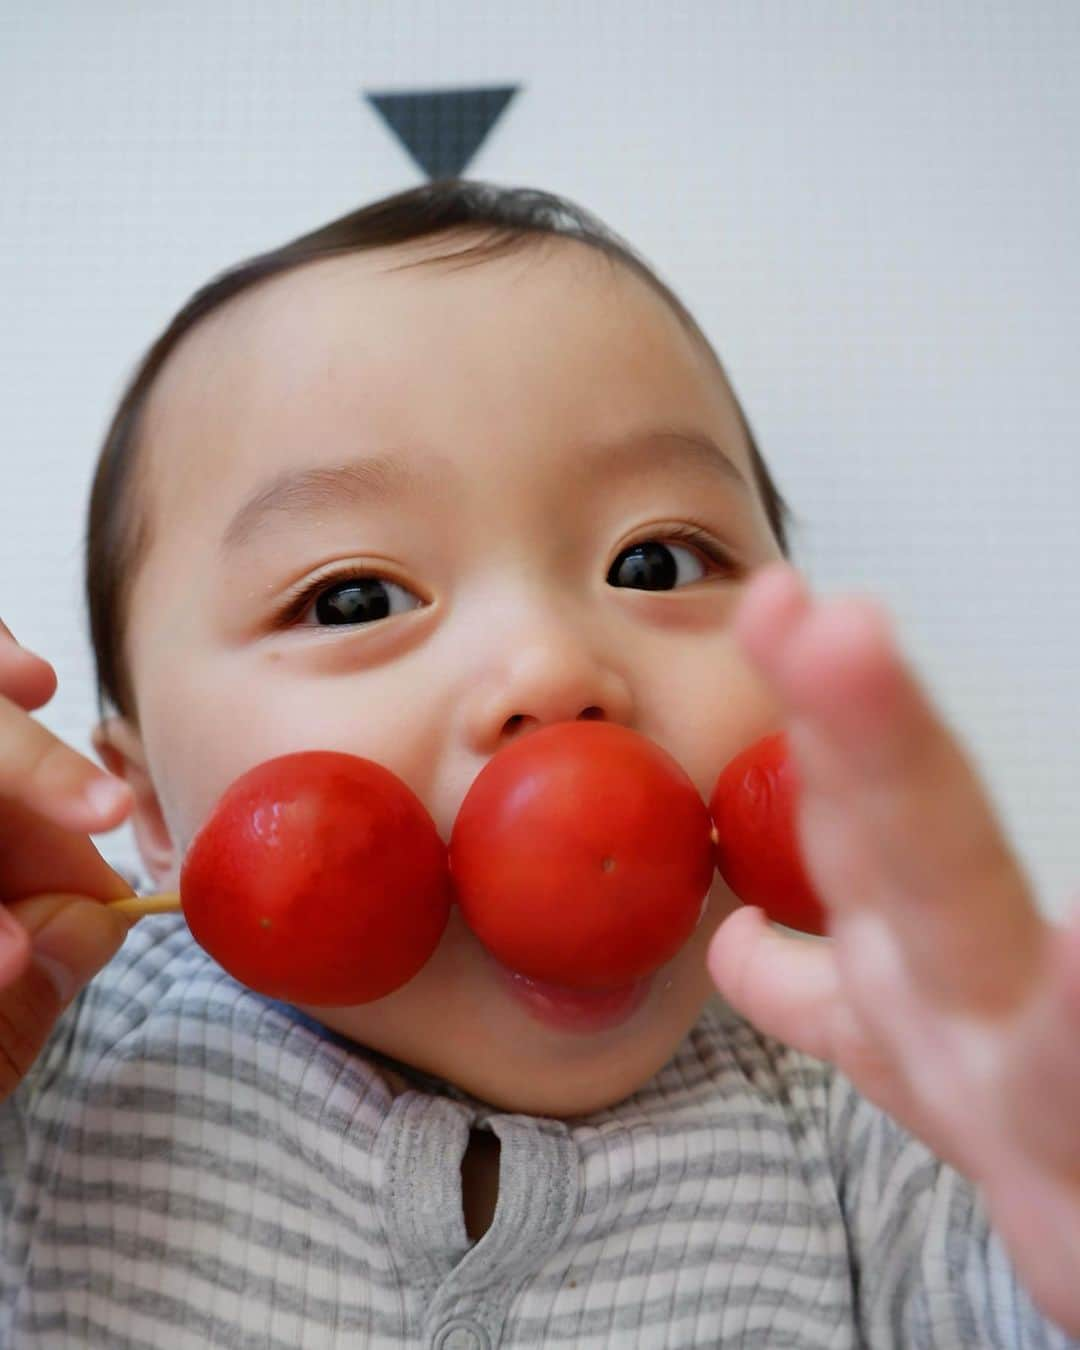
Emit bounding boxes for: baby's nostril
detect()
[504,710,601,736]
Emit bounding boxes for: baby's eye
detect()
[284,529,734,630]
[296,574,423,628]
[607,535,726,591]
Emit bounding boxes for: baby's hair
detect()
[85,177,798,730]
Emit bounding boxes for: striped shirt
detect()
[0,905,1075,1348]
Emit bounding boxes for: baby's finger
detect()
[999,896,1080,1182]
[707,905,839,1058]
[0,690,132,833]
[0,620,58,712]
[733,563,1046,1016]
[706,907,974,1173]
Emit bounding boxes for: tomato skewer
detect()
[103,726,826,1005]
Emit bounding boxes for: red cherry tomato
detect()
[449,721,716,989]
[708,731,828,935]
[180,750,452,1004]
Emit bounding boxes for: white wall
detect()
[1,2,1076,914]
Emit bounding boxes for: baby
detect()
[0,179,1077,1348]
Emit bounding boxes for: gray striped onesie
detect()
[0,906,1075,1348]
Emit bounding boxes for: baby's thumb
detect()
[0,894,129,1102]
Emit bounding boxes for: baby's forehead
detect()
[160,233,602,363]
[138,250,423,504]
[148,249,398,409]
[147,235,673,415]
[139,238,741,525]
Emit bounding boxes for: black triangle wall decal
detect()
[364,85,520,179]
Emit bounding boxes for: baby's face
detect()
[108,235,786,1115]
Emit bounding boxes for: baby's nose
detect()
[460,634,635,755]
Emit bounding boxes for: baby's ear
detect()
[91,716,178,891]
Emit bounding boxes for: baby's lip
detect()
[486,953,653,1034]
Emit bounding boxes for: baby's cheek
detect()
[144,711,240,855]
[645,626,783,794]
[647,878,740,1025]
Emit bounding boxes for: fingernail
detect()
[33,901,128,1006]
[34,952,78,1004]
[85,777,131,815]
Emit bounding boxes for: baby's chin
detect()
[304,989,716,1119]
[296,898,731,1118]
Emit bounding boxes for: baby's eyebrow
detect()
[220,452,447,553]
[219,428,748,554]
[570,429,749,494]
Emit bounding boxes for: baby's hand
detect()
[0,618,134,1101]
[706,562,1080,1336]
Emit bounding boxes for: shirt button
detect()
[431,1317,492,1350]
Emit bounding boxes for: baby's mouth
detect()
[484,951,653,1034]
